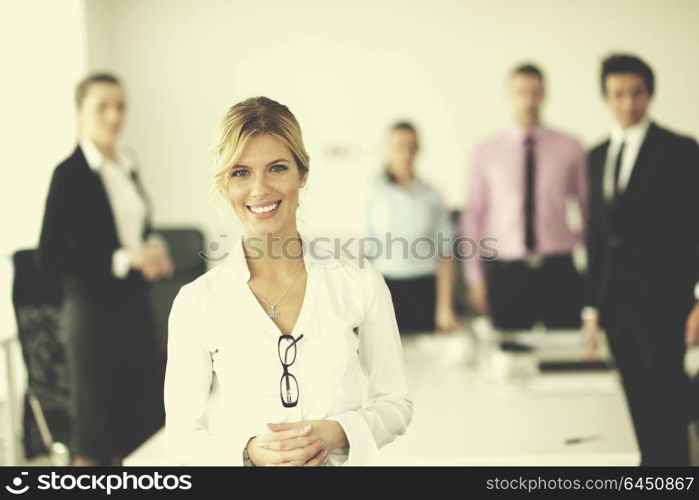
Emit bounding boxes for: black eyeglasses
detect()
[278,334,304,408]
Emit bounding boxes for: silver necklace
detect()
[248,265,304,319]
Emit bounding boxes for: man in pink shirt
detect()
[460,63,587,330]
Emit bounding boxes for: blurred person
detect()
[584,54,699,465]
[461,63,587,330]
[163,97,412,466]
[364,121,461,334]
[37,73,174,466]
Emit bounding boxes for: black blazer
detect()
[37,145,154,299]
[585,122,699,327]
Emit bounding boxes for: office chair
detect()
[11,249,71,465]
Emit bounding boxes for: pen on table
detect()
[564,435,599,445]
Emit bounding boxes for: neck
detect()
[516,117,539,130]
[396,176,414,189]
[619,116,647,131]
[242,225,305,279]
[84,135,117,161]
[390,169,414,189]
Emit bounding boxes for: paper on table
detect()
[524,374,620,396]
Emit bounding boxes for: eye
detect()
[230,169,249,178]
[270,164,288,173]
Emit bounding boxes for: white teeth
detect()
[249,201,279,213]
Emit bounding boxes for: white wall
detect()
[0,0,88,255]
[83,0,699,252]
[0,0,87,432]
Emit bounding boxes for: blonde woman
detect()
[163,97,412,466]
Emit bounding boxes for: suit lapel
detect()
[617,122,657,210]
[73,145,120,242]
[127,165,154,237]
[592,140,610,209]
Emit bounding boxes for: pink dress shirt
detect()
[460,125,588,287]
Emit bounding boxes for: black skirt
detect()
[383,274,436,334]
[60,281,163,462]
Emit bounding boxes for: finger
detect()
[282,439,324,463]
[266,422,303,431]
[268,460,306,467]
[259,425,312,443]
[262,436,319,452]
[303,448,328,467]
[687,328,699,346]
[266,422,311,435]
[273,441,325,463]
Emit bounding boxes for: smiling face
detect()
[226,134,306,238]
[603,73,651,129]
[76,82,125,148]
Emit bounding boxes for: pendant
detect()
[267,306,280,319]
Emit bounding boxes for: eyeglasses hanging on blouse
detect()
[278,334,304,407]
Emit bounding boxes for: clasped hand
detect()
[130,237,174,281]
[246,420,348,466]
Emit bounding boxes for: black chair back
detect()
[11,249,70,460]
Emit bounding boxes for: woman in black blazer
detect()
[37,73,174,466]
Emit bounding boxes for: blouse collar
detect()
[79,136,133,174]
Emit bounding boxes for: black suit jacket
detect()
[585,122,699,328]
[37,145,154,298]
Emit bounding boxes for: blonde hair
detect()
[211,96,310,207]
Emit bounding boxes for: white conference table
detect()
[125,327,642,466]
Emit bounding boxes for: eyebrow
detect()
[232,158,291,169]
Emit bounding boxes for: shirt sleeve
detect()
[163,285,252,465]
[111,248,131,279]
[570,140,589,242]
[326,260,413,465]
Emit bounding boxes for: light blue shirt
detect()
[364,175,453,279]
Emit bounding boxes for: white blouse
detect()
[79,136,147,278]
[163,232,413,465]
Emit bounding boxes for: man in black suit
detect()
[583,54,699,466]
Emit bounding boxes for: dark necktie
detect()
[129,168,149,204]
[524,135,536,251]
[129,168,153,225]
[612,141,625,203]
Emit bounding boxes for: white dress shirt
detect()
[603,117,651,202]
[364,175,454,279]
[80,137,147,278]
[163,232,413,465]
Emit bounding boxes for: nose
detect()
[105,108,123,127]
[620,95,635,112]
[250,171,272,198]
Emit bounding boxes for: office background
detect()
[1,0,698,463]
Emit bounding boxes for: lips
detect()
[246,200,282,216]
